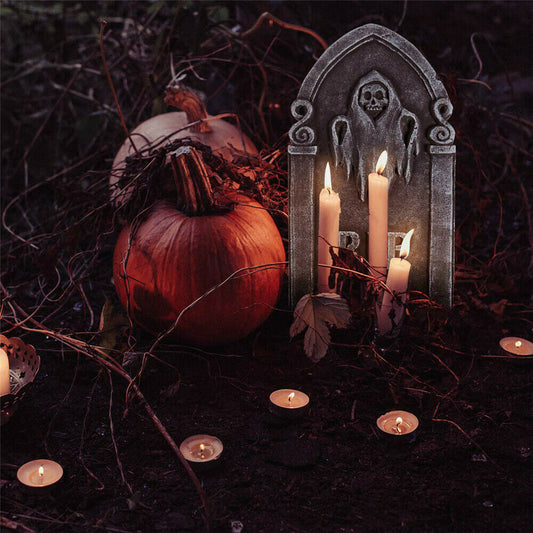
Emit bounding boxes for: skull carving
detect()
[358,82,389,118]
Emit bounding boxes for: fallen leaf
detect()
[0,516,36,533]
[98,299,130,355]
[290,293,351,362]
[123,351,143,370]
[489,298,508,316]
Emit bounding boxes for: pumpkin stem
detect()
[164,83,212,134]
[170,146,215,215]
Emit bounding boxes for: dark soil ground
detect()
[1,2,532,532]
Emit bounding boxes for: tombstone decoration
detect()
[288,24,455,307]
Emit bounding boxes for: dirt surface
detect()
[1,2,532,532]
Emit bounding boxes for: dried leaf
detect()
[123,351,143,371]
[329,247,369,312]
[489,298,508,316]
[290,293,351,362]
[161,380,181,399]
[98,299,130,355]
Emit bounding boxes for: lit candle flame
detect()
[393,416,403,434]
[38,465,44,483]
[400,229,414,260]
[199,443,205,459]
[515,340,522,349]
[288,392,295,403]
[375,151,388,174]
[324,162,332,190]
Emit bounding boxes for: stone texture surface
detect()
[289,24,455,307]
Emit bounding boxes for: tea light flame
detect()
[375,151,388,174]
[199,443,205,459]
[288,392,295,403]
[393,416,403,434]
[515,340,522,349]
[400,229,414,260]
[324,162,332,190]
[39,465,44,477]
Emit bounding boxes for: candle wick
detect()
[393,419,403,434]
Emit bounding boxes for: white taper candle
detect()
[318,163,341,293]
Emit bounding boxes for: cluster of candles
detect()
[15,408,418,484]
[175,334,533,464]
[179,389,419,466]
[4,160,532,478]
[317,151,414,335]
[9,334,533,483]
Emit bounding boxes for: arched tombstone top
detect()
[288,23,456,308]
[290,23,454,148]
[301,24,446,101]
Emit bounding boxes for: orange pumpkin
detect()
[112,147,285,346]
[110,84,257,206]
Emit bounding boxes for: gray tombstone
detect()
[288,24,455,307]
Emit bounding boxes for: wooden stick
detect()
[99,20,140,158]
[2,286,212,532]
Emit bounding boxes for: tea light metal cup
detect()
[17,459,63,488]
[180,434,223,470]
[269,389,310,419]
[376,410,419,444]
[499,337,533,357]
[0,335,41,425]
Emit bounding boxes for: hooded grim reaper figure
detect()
[331,70,420,201]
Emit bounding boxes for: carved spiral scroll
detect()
[289,99,315,145]
[428,97,455,145]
